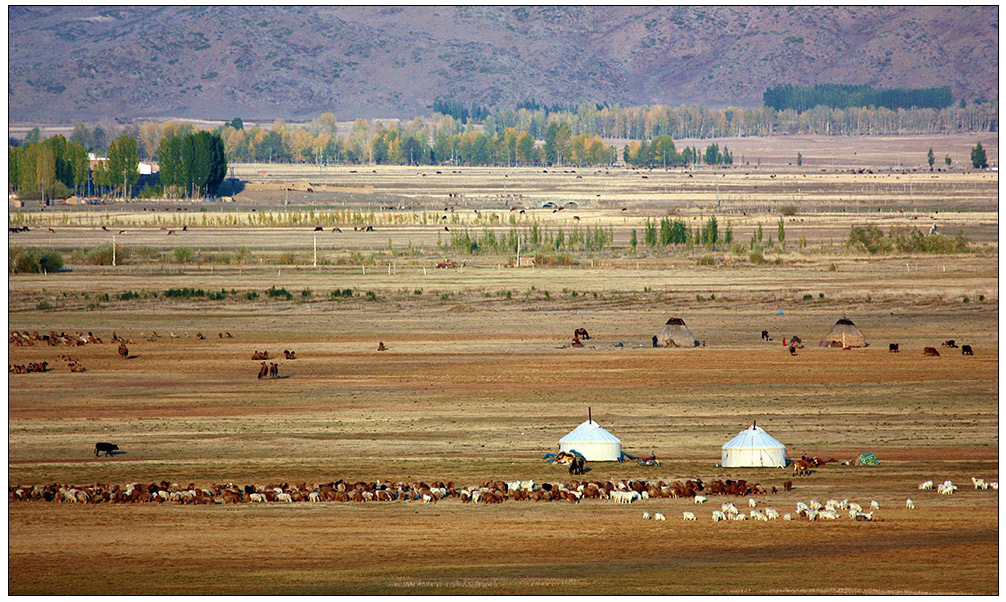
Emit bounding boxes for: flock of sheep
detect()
[642,496,882,522]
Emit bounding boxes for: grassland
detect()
[8,135,998,595]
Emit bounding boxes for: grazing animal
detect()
[748,498,758,508]
[269,363,279,378]
[314,226,323,231]
[870,500,881,510]
[377,342,386,351]
[257,362,268,380]
[196,332,205,340]
[694,495,707,504]
[782,480,793,491]
[642,511,651,520]
[712,511,727,522]
[940,339,957,348]
[919,480,935,490]
[924,347,940,357]
[682,511,697,521]
[889,343,900,353]
[906,498,915,509]
[764,507,780,520]
[118,343,129,358]
[789,345,797,356]
[653,512,666,521]
[167,230,175,235]
[961,344,974,356]
[793,459,813,476]
[761,330,770,341]
[94,442,118,457]
[283,350,297,360]
[568,456,586,475]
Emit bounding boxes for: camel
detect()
[257,362,268,380]
[269,363,279,378]
[118,343,129,359]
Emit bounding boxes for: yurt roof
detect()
[559,420,621,444]
[822,317,866,344]
[721,424,785,450]
[665,317,687,325]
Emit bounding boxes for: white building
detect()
[721,423,787,468]
[559,419,622,462]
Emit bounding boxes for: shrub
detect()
[207,289,228,300]
[164,288,206,299]
[267,286,292,300]
[979,295,985,302]
[365,290,378,301]
[275,251,298,265]
[846,225,891,254]
[245,291,259,300]
[414,289,423,295]
[331,289,353,298]
[10,248,64,273]
[803,293,813,301]
[749,251,765,265]
[962,296,969,304]
[118,291,141,301]
[696,255,716,266]
[779,204,798,216]
[173,247,196,263]
[36,299,51,310]
[301,288,312,298]
[85,244,126,266]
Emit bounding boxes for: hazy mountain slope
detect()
[8,5,998,123]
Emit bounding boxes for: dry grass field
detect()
[8,135,998,595]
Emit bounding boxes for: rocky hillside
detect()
[8,5,999,123]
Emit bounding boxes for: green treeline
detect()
[157,131,227,197]
[644,216,726,250]
[8,134,139,200]
[445,223,614,255]
[764,84,954,112]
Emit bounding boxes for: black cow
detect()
[568,456,586,475]
[962,345,974,356]
[94,442,118,457]
[889,343,899,353]
[761,330,770,341]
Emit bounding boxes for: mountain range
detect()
[8,5,999,123]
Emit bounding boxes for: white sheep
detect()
[750,509,767,521]
[308,491,321,502]
[807,510,819,521]
[275,493,293,503]
[732,512,747,521]
[782,513,792,521]
[796,501,809,514]
[723,503,739,516]
[853,512,873,522]
[642,511,652,520]
[748,497,758,508]
[682,511,697,521]
[919,480,935,490]
[818,509,840,520]
[712,510,727,522]
[765,507,779,520]
[870,500,880,510]
[971,477,986,490]
[848,502,863,513]
[654,513,666,521]
[809,499,821,510]
[991,482,999,491]
[249,493,266,503]
[694,495,707,504]
[906,498,915,509]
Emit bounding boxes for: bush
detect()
[275,251,298,265]
[846,225,891,254]
[173,247,196,263]
[164,287,206,299]
[414,289,423,295]
[36,299,51,310]
[10,248,64,273]
[245,291,259,301]
[267,286,292,300]
[779,204,798,216]
[803,293,813,301]
[749,251,765,265]
[118,291,141,301]
[301,288,312,298]
[365,290,378,301]
[85,244,127,266]
[696,255,716,266]
[207,289,229,300]
[331,289,353,298]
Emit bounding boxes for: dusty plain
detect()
[8,135,999,595]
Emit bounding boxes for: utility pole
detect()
[112,235,116,267]
[313,235,317,267]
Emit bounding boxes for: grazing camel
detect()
[257,362,268,380]
[269,363,279,378]
[378,342,387,351]
[118,343,129,359]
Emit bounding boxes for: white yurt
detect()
[559,415,622,462]
[721,423,786,468]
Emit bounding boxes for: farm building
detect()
[820,317,867,347]
[559,419,622,462]
[655,317,698,347]
[721,423,787,468]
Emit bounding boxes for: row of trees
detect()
[157,131,227,197]
[446,223,614,255]
[7,134,140,200]
[763,84,954,112]
[641,217,731,251]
